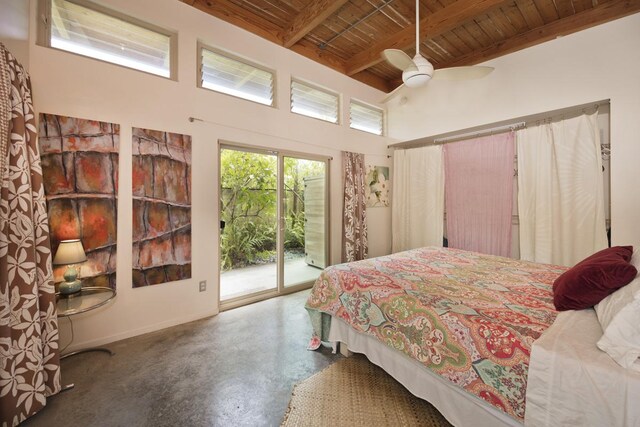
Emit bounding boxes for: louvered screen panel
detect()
[50,0,172,78]
[290,80,339,124]
[201,48,274,106]
[350,101,383,135]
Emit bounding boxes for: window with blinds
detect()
[290,79,339,124]
[350,100,384,135]
[42,0,175,79]
[199,46,275,106]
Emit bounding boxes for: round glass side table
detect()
[56,286,117,391]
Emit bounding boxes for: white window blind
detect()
[290,80,339,124]
[48,0,173,78]
[200,47,274,106]
[350,101,384,135]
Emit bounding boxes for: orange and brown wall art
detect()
[132,128,191,287]
[39,113,119,289]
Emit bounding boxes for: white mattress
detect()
[328,317,520,427]
[330,310,640,427]
[525,309,640,427]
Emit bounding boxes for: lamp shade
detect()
[53,239,87,265]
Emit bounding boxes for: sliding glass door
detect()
[283,157,327,288]
[219,147,278,301]
[219,143,329,309]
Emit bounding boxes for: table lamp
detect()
[53,239,87,295]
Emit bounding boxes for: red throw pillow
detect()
[553,246,637,311]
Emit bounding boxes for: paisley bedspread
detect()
[305,247,567,422]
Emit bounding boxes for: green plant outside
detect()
[220,149,324,271]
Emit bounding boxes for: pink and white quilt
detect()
[306,247,567,421]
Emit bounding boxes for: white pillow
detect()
[595,249,640,370]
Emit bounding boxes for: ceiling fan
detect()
[382,0,494,88]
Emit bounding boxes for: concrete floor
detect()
[23,290,339,427]
[220,258,323,300]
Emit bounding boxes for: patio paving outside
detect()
[220,257,323,301]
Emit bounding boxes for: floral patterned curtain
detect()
[0,43,61,426]
[342,151,368,262]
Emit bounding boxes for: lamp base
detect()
[59,279,82,295]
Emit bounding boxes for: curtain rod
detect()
[433,122,525,145]
[388,99,610,150]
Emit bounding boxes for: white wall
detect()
[0,0,29,67]
[3,0,392,350]
[387,13,640,249]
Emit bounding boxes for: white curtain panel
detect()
[392,145,444,253]
[517,111,608,266]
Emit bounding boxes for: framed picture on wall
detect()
[365,165,390,208]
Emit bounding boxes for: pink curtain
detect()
[444,132,515,257]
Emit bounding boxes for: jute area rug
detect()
[282,355,453,426]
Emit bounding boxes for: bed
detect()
[305,246,640,426]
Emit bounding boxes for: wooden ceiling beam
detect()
[290,41,347,73]
[344,0,512,76]
[281,0,350,48]
[350,70,394,93]
[437,0,640,68]
[183,0,283,45]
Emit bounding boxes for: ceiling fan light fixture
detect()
[403,55,434,87]
[403,70,431,87]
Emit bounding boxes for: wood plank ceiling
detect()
[180,0,640,92]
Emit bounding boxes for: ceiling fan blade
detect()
[432,66,494,81]
[382,49,416,72]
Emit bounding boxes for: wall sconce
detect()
[53,239,87,295]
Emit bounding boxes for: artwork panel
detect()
[108,245,117,273]
[132,127,191,287]
[82,274,113,288]
[169,206,190,230]
[75,152,115,194]
[132,269,146,288]
[101,122,118,135]
[111,153,119,192]
[132,136,141,156]
[155,157,189,204]
[145,201,171,238]
[78,198,117,251]
[39,113,61,138]
[180,264,192,280]
[81,246,114,281]
[39,113,120,290]
[165,264,191,282]
[167,132,184,148]
[167,144,186,163]
[132,200,146,242]
[133,127,165,142]
[183,135,192,165]
[41,154,74,195]
[158,140,171,158]
[144,267,168,286]
[58,115,103,136]
[365,165,390,208]
[132,157,144,196]
[111,127,120,149]
[138,233,175,269]
[132,242,141,269]
[38,136,62,154]
[47,198,81,244]
[138,137,161,156]
[62,134,118,153]
[173,226,192,266]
